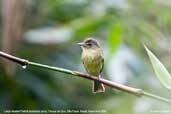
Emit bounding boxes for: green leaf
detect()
[107,23,123,54]
[144,45,171,89]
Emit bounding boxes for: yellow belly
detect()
[82,50,103,76]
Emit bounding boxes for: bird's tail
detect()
[92,77,105,93]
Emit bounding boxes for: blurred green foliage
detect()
[107,22,123,54]
[0,0,171,114]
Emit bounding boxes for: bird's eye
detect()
[86,43,92,47]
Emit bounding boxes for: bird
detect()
[77,38,105,93]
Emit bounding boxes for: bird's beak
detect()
[77,42,85,46]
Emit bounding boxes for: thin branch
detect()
[0,51,171,104]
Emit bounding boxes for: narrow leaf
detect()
[144,45,171,89]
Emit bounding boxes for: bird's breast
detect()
[81,49,103,76]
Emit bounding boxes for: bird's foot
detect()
[87,74,91,77]
[98,76,101,81]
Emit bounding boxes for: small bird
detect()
[77,38,105,93]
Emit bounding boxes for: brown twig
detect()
[0,51,171,104]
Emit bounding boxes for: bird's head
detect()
[77,38,100,50]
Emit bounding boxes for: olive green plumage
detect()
[82,47,104,76]
[78,38,105,93]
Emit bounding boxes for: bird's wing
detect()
[100,57,104,74]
